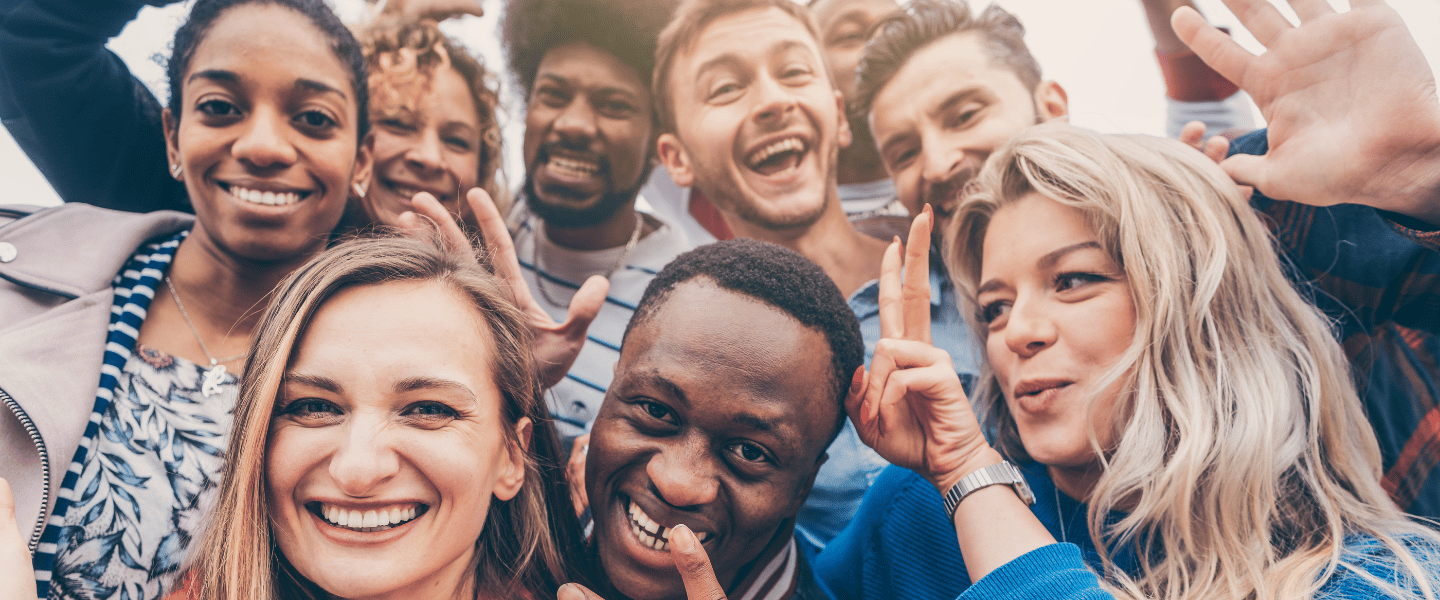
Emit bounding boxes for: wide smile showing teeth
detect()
[383,181,449,202]
[311,502,426,533]
[745,137,807,175]
[627,499,713,553]
[222,183,309,206]
[547,156,601,179]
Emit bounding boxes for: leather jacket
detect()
[0,203,191,550]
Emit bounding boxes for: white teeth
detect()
[627,499,714,551]
[547,156,600,178]
[319,503,421,532]
[229,185,302,206]
[746,137,806,167]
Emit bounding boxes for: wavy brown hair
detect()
[190,234,591,600]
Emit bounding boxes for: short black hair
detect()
[853,0,1039,121]
[166,0,369,142]
[626,239,865,441]
[502,0,675,102]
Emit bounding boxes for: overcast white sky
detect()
[3,0,1438,207]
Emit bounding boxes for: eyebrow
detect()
[975,241,1104,296]
[186,70,345,99]
[188,69,239,85]
[394,375,476,401]
[296,78,347,99]
[535,74,638,100]
[284,372,340,392]
[929,87,984,120]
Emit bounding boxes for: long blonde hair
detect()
[947,124,1439,600]
[190,234,591,599]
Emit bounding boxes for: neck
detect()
[835,140,889,186]
[543,202,651,251]
[722,188,887,297]
[1047,463,1103,504]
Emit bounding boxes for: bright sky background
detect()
[3,0,1438,207]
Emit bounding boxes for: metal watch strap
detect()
[942,461,1036,522]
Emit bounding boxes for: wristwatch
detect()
[942,461,1035,521]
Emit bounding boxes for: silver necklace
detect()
[164,276,246,397]
[531,211,644,308]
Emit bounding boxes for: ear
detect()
[162,108,182,181]
[350,133,376,199]
[656,132,695,188]
[493,417,532,502]
[835,90,853,149]
[1033,80,1069,122]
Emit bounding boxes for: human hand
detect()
[397,189,609,388]
[1177,120,1230,165]
[847,206,996,493]
[567,434,590,518]
[378,0,483,21]
[1174,0,1440,223]
[1,478,35,600]
[557,525,726,600]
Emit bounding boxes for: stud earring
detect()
[170,163,182,178]
[352,181,368,198]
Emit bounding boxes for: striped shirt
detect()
[509,198,692,443]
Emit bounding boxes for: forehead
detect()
[186,4,350,92]
[869,32,1031,125]
[678,7,825,77]
[622,281,837,441]
[296,280,494,370]
[981,193,1098,275]
[535,40,648,98]
[812,0,896,26]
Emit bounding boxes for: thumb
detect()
[1,477,36,600]
[1219,153,1270,197]
[557,583,608,600]
[669,525,726,600]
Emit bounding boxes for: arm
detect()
[0,0,187,212]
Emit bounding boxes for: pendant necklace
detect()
[531,211,644,308]
[165,276,246,397]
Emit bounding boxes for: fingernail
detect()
[672,523,697,553]
[580,444,589,455]
[557,584,581,600]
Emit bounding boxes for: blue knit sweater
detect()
[815,464,1440,600]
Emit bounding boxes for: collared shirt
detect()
[1231,131,1440,519]
[508,196,692,445]
[795,260,983,550]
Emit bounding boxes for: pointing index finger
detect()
[902,205,934,344]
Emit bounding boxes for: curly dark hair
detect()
[166,0,369,142]
[501,0,675,102]
[626,239,865,440]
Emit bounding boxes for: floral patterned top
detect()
[46,345,237,600]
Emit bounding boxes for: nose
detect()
[646,440,719,509]
[553,96,598,143]
[751,75,797,127]
[328,416,400,497]
[1003,295,1057,358]
[404,128,446,176]
[231,105,298,168]
[918,134,965,191]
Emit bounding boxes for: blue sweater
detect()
[815,465,1440,600]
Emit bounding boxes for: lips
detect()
[625,498,715,553]
[308,501,427,533]
[377,177,453,204]
[744,135,808,177]
[1012,379,1073,413]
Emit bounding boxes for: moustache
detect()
[922,164,982,217]
[535,142,610,175]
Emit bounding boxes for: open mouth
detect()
[546,155,602,179]
[745,136,807,177]
[308,501,428,533]
[626,498,713,552]
[379,179,452,204]
[220,183,311,207]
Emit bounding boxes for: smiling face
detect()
[267,280,527,600]
[522,41,653,228]
[587,280,835,600]
[975,193,1134,498]
[165,3,369,263]
[656,7,850,232]
[365,66,483,226]
[869,32,1063,224]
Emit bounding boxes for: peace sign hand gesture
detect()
[846,206,998,493]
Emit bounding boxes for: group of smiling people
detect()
[1,0,1439,599]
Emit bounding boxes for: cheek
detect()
[369,131,408,165]
[985,332,1014,387]
[448,151,482,189]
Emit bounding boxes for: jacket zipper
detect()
[1,388,50,551]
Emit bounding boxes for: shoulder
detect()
[0,203,192,297]
[1320,533,1440,598]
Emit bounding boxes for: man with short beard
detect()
[648,0,982,550]
[501,0,690,444]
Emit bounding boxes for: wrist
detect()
[930,446,1004,494]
